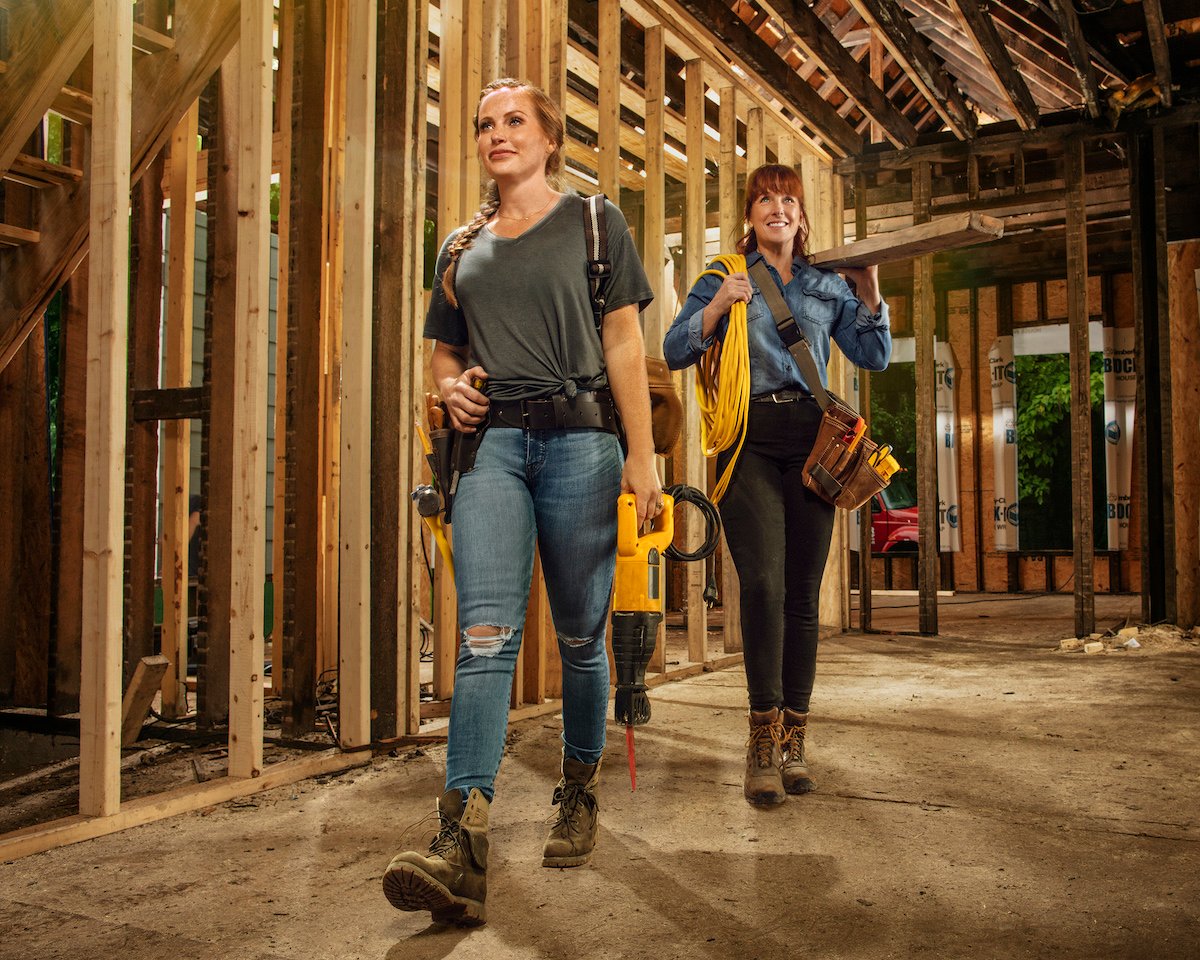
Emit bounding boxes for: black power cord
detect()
[663,483,722,563]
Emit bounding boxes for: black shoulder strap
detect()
[747,258,833,411]
[583,194,612,333]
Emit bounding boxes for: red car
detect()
[870,476,918,553]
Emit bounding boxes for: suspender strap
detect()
[582,194,612,332]
[747,259,833,412]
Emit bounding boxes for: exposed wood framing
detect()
[0,0,91,179]
[373,0,427,739]
[0,0,240,383]
[284,0,328,734]
[759,0,918,147]
[120,654,169,747]
[124,152,165,681]
[0,748,371,862]
[1142,0,1173,109]
[683,60,707,664]
[912,160,938,635]
[667,0,861,157]
[597,0,621,199]
[338,0,377,750]
[854,174,873,631]
[746,104,764,171]
[1064,135,1094,638]
[1130,129,1176,624]
[272,0,294,693]
[1043,0,1101,120]
[160,103,198,719]
[945,0,1038,129]
[643,25,668,352]
[848,0,975,139]
[79,0,133,818]
[225,0,273,778]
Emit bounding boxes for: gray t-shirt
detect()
[424,193,654,402]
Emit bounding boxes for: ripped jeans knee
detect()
[557,631,597,649]
[462,624,515,658]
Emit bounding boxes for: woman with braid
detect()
[382,79,660,927]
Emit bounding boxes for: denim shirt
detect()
[663,250,892,396]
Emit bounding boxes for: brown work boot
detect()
[744,708,786,806]
[542,757,600,867]
[780,708,816,794]
[382,788,489,926]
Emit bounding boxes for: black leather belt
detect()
[751,389,813,403]
[488,389,619,433]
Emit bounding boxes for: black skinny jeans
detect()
[717,397,835,714]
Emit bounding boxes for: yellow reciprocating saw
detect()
[611,491,674,789]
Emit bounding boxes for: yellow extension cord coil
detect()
[693,254,751,504]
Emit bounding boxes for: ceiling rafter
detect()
[944,0,1038,128]
[748,0,919,147]
[1143,0,1174,108]
[847,0,977,139]
[1043,0,1102,119]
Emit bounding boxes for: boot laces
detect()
[549,783,596,835]
[428,812,468,858]
[781,723,807,765]
[747,723,780,769]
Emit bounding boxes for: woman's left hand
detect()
[621,450,663,527]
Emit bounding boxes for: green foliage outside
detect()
[1014,353,1104,507]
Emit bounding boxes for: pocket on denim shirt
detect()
[802,289,839,326]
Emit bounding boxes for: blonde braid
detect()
[441,182,501,308]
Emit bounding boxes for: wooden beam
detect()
[338,0,376,751]
[224,0,273,778]
[4,153,83,189]
[284,0,328,735]
[0,222,39,246]
[746,104,764,171]
[683,60,707,664]
[124,153,165,681]
[1064,136,1094,638]
[79,0,132,819]
[810,212,1004,269]
[945,0,1039,130]
[120,655,170,746]
[1142,0,1173,109]
[759,0,918,147]
[668,0,862,157]
[847,0,975,139]
[912,160,938,636]
[854,173,873,630]
[0,748,371,862]
[597,0,621,200]
[718,86,739,253]
[160,103,198,720]
[643,25,668,355]
[0,0,240,387]
[1044,0,1102,120]
[0,0,91,179]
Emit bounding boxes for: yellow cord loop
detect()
[692,254,751,504]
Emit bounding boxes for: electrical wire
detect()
[663,483,722,563]
[692,254,752,504]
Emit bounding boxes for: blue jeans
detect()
[444,426,622,801]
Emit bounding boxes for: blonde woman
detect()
[383,79,660,926]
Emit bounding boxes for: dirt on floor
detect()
[1,593,1197,960]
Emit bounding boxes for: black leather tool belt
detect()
[751,389,813,404]
[488,389,619,433]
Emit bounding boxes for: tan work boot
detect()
[744,708,786,806]
[382,788,489,926]
[781,708,815,794]
[542,757,600,867]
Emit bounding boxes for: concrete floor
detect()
[1,593,1197,960]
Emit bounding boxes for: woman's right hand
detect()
[442,366,490,432]
[701,271,754,338]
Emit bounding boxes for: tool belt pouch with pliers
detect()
[748,260,891,511]
[426,410,487,525]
